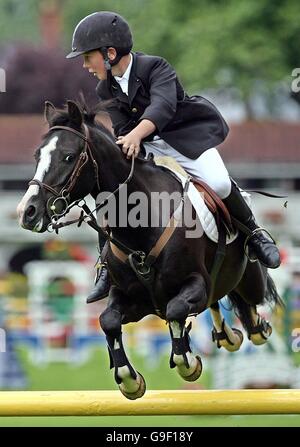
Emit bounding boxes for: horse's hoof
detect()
[212,325,244,352]
[178,355,202,382]
[223,328,244,352]
[249,319,272,345]
[119,371,146,400]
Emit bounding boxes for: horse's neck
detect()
[91,128,179,196]
[91,129,182,250]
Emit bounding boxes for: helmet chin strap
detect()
[98,47,113,89]
[100,46,124,69]
[100,47,112,70]
[99,47,125,89]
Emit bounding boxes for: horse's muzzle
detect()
[21,201,49,233]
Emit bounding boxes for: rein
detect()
[29,124,132,231]
[28,124,137,256]
[29,124,100,223]
[29,121,192,315]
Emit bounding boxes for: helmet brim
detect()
[66,50,85,59]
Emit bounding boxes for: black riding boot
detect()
[86,262,110,303]
[223,181,281,269]
[86,235,110,304]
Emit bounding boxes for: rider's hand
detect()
[116,131,141,159]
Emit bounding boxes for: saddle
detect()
[154,157,233,235]
[107,167,234,313]
[192,179,233,233]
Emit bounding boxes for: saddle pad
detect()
[155,161,251,244]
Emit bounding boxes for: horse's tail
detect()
[227,273,283,335]
[264,273,284,308]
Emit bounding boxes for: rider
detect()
[66,11,281,303]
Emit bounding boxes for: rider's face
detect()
[83,50,107,80]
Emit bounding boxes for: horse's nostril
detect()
[25,205,36,219]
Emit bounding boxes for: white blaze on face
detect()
[17,136,58,224]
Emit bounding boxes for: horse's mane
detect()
[46,96,169,171]
[46,95,115,142]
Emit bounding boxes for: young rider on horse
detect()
[66,11,281,303]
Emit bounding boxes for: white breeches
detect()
[143,139,232,199]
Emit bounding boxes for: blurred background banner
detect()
[0,0,300,421]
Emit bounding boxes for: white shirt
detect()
[113,53,133,96]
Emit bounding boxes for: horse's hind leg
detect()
[246,305,273,345]
[228,291,273,345]
[166,273,206,382]
[99,285,150,400]
[228,261,279,345]
[210,302,244,352]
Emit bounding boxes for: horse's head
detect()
[17,100,99,232]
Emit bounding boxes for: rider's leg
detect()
[190,149,281,268]
[86,231,110,304]
[183,148,280,268]
[144,141,231,199]
[222,181,281,268]
[143,142,280,269]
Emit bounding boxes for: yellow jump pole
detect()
[0,390,300,416]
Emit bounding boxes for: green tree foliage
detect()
[62,0,300,109]
[1,0,300,115]
[0,0,41,44]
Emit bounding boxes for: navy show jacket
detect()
[96,52,229,159]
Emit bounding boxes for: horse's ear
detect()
[44,101,56,125]
[67,100,83,127]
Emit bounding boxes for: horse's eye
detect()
[64,154,75,162]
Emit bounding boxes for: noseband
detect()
[29,124,100,222]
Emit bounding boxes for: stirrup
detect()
[243,227,276,263]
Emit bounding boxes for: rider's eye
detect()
[64,154,74,162]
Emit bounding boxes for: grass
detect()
[0,415,300,427]
[0,345,299,427]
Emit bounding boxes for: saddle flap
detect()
[192,179,233,231]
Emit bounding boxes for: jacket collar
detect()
[98,53,142,105]
[114,53,133,88]
[127,52,142,103]
[110,52,141,105]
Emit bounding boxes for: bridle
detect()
[29,124,100,224]
[28,123,135,233]
[27,122,191,316]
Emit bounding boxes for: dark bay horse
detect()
[17,101,281,399]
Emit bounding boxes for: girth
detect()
[110,181,189,317]
[109,177,232,314]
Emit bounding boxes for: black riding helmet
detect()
[66,11,133,68]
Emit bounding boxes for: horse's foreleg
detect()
[168,319,202,381]
[166,272,208,320]
[99,285,146,400]
[166,273,206,382]
[210,302,244,352]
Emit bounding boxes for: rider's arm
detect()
[138,57,178,132]
[116,57,178,158]
[116,119,156,159]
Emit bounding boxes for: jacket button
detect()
[132,107,138,113]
